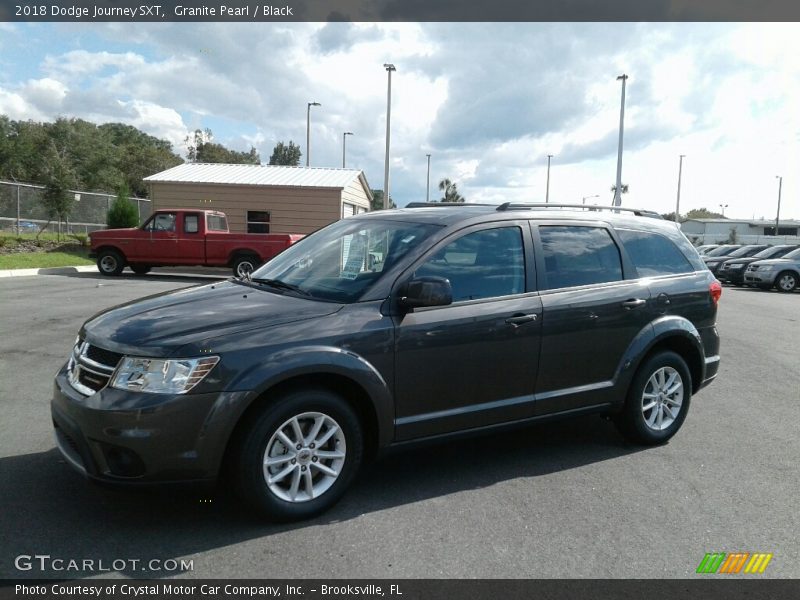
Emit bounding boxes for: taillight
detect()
[709,280,722,306]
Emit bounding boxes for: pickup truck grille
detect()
[67,340,120,396]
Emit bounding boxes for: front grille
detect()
[77,367,110,392]
[68,340,119,396]
[85,345,123,368]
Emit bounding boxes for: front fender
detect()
[226,345,394,449]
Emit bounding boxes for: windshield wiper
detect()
[251,278,312,297]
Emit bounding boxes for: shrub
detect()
[107,184,139,229]
[70,233,89,246]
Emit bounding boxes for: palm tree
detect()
[439,178,465,203]
[610,183,629,204]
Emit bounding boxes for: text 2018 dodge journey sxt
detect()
[52,203,721,521]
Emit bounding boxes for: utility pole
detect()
[383,64,396,209]
[775,175,783,236]
[613,74,628,207]
[545,154,553,203]
[426,154,431,203]
[675,154,685,222]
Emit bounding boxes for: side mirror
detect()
[398,276,453,309]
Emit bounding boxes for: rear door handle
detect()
[505,313,538,327]
[621,298,647,310]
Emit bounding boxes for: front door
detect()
[394,224,542,441]
[135,212,179,262]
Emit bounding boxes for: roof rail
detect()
[406,202,495,208]
[495,202,663,219]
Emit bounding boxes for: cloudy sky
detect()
[1,22,799,219]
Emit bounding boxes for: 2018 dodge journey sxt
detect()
[52,203,721,521]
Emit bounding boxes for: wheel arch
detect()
[95,244,128,262]
[227,248,260,267]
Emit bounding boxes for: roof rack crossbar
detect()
[495,202,662,219]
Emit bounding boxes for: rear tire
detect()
[233,388,363,522]
[130,265,151,275]
[775,271,798,293]
[97,249,125,276]
[233,255,260,278]
[614,351,692,445]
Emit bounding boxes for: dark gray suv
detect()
[52,203,721,521]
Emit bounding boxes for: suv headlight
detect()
[758,265,776,271]
[110,356,219,394]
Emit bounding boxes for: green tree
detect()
[39,141,77,240]
[269,141,302,166]
[370,189,396,211]
[439,178,465,203]
[107,183,140,228]
[685,208,727,220]
[185,128,260,164]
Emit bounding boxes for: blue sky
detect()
[1,22,799,220]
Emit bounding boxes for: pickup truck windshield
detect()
[250,218,440,302]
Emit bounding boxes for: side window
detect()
[184,214,199,234]
[207,214,228,231]
[617,229,694,277]
[145,213,176,232]
[415,227,525,302]
[540,226,622,289]
[247,211,270,234]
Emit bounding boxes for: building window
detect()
[342,203,356,218]
[247,211,270,234]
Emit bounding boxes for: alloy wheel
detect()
[641,366,684,431]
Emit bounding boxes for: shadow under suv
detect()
[52,203,721,521]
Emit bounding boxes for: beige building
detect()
[143,163,372,235]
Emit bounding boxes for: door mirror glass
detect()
[398,276,453,309]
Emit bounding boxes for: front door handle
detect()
[621,298,647,310]
[505,313,538,327]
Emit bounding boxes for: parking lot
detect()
[1,271,798,579]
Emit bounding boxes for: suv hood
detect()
[81,280,342,356]
[748,258,794,267]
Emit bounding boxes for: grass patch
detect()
[0,248,94,270]
[0,231,66,244]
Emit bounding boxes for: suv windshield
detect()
[705,245,740,257]
[753,245,796,259]
[781,247,800,260]
[250,218,440,303]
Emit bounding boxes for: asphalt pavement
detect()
[0,272,798,579]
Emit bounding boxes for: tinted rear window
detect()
[540,226,622,289]
[618,229,694,277]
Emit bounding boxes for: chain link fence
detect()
[0,180,150,234]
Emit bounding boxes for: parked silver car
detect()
[744,247,800,292]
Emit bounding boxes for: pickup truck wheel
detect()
[233,255,259,278]
[97,250,124,276]
[233,388,363,522]
[775,271,798,293]
[613,351,692,446]
[130,265,151,275]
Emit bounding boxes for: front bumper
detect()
[744,271,775,286]
[51,365,254,484]
[718,268,747,284]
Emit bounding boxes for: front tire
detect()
[775,271,798,293]
[97,249,125,276]
[233,388,363,522]
[614,351,692,445]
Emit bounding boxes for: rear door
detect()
[532,222,651,414]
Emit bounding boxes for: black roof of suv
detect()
[53,201,721,521]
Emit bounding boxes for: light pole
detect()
[342,132,353,168]
[383,63,396,209]
[719,203,728,216]
[675,154,685,222]
[775,175,783,236]
[582,194,599,205]
[545,154,553,203]
[306,101,321,167]
[426,154,431,203]
[613,74,628,207]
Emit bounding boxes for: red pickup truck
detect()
[90,209,303,277]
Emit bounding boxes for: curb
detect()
[0,265,98,278]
